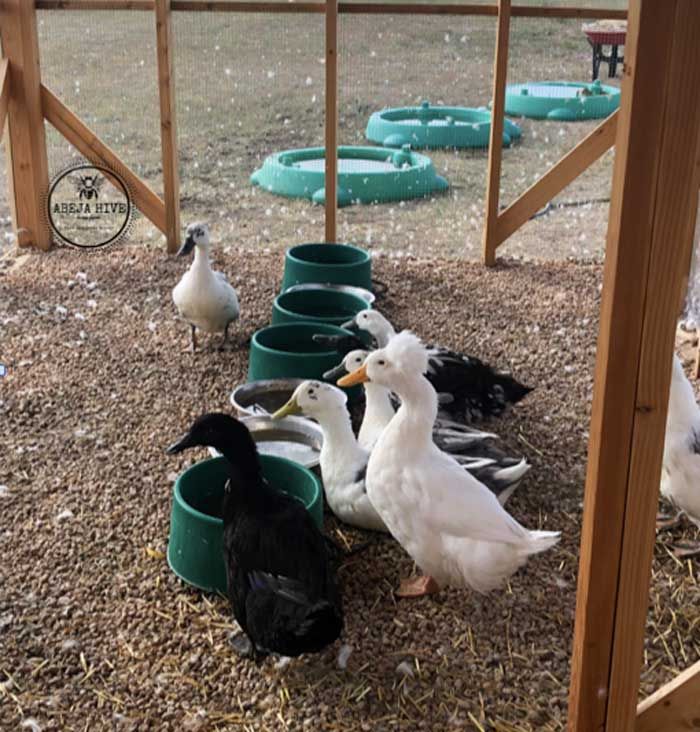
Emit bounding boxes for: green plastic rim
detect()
[250,145,448,206]
[282,242,372,291]
[366,101,522,149]
[272,288,370,327]
[168,455,323,593]
[504,80,620,121]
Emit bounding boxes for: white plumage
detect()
[172,222,240,351]
[661,355,700,529]
[342,331,559,595]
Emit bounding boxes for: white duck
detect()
[172,223,240,352]
[324,349,530,505]
[338,331,559,598]
[341,310,532,424]
[272,380,388,533]
[659,355,700,557]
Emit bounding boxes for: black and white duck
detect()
[323,350,530,505]
[341,309,532,424]
[167,413,343,660]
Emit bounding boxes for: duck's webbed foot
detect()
[395,575,441,599]
[218,321,238,352]
[229,631,255,658]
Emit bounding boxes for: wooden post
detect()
[0,1,51,250]
[567,1,700,730]
[324,0,338,243]
[636,660,700,732]
[481,0,510,266]
[155,0,181,253]
[0,59,10,141]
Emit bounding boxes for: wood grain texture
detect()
[35,1,626,18]
[0,2,51,249]
[495,111,617,245]
[324,0,338,242]
[636,660,700,732]
[155,0,181,252]
[41,85,167,233]
[0,59,10,142]
[481,0,510,266]
[567,1,700,730]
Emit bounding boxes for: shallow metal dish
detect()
[231,378,306,418]
[283,282,376,305]
[208,414,323,469]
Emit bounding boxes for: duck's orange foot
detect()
[395,575,441,599]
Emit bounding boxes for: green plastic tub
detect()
[272,288,370,328]
[504,80,620,121]
[281,243,372,291]
[167,455,323,593]
[250,145,448,207]
[248,322,368,383]
[366,101,522,149]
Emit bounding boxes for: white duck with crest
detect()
[352,332,559,594]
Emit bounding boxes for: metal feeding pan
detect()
[283,282,376,305]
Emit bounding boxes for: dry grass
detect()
[1,243,698,731]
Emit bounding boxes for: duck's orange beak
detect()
[337,364,369,387]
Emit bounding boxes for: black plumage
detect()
[167,413,342,660]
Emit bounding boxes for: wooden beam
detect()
[567,1,700,731]
[35,1,627,19]
[0,60,10,142]
[495,111,618,245]
[155,0,181,252]
[324,0,338,242]
[41,84,166,233]
[0,1,51,249]
[636,660,700,732]
[482,0,510,266]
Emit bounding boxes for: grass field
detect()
[1,2,626,258]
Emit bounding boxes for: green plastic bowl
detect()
[281,243,372,291]
[272,288,370,327]
[167,455,323,593]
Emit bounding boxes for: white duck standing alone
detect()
[343,310,532,424]
[272,381,388,533]
[338,332,559,598]
[324,349,530,505]
[172,223,240,352]
[659,355,700,557]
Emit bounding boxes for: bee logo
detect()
[70,173,105,201]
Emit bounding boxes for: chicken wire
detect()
[338,13,497,258]
[173,10,325,249]
[37,9,162,244]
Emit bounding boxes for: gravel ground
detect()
[1,244,698,732]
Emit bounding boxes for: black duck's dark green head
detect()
[167,413,260,475]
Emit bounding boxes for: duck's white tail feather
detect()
[493,458,530,485]
[524,530,561,556]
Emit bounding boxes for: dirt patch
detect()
[0,244,697,731]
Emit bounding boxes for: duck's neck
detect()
[374,323,396,348]
[317,407,366,478]
[192,245,212,271]
[359,382,396,444]
[389,375,437,448]
[217,444,267,514]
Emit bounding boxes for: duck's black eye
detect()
[377,359,386,366]
[308,388,314,394]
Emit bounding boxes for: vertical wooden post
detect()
[481,0,510,266]
[0,0,51,250]
[324,0,338,243]
[567,2,700,731]
[155,0,181,253]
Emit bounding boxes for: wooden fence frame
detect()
[2,2,700,731]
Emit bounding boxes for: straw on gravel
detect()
[1,245,698,732]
